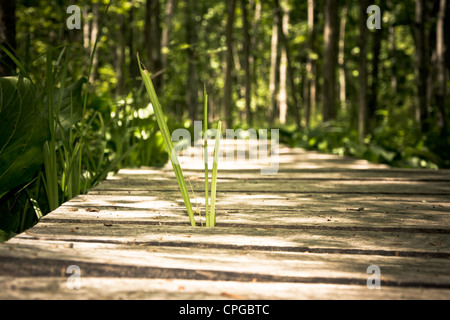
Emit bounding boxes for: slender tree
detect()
[161,0,177,71]
[413,0,430,133]
[338,4,348,112]
[304,0,317,129]
[269,4,279,123]
[185,0,198,121]
[436,0,447,136]
[446,2,450,76]
[358,0,370,145]
[250,0,262,123]
[0,0,16,76]
[274,0,301,128]
[323,0,340,122]
[387,0,397,96]
[115,12,126,96]
[89,2,99,83]
[241,0,252,125]
[145,0,162,91]
[128,3,140,87]
[368,0,385,133]
[278,0,289,125]
[223,0,237,129]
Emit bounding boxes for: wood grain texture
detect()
[1,140,449,300]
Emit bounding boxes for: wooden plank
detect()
[1,238,449,300]
[93,178,450,195]
[1,141,449,300]
[9,221,450,256]
[177,144,393,171]
[2,238,449,285]
[122,166,450,181]
[47,191,450,230]
[2,277,449,300]
[98,164,450,195]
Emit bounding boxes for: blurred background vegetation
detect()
[0,0,449,239]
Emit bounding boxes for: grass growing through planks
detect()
[137,54,195,226]
[203,86,222,227]
[138,54,221,227]
[208,120,222,227]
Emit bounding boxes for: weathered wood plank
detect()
[94,176,450,195]
[2,277,449,300]
[2,238,449,286]
[47,192,450,230]
[90,179,450,196]
[1,141,449,300]
[176,144,392,171]
[10,222,450,256]
[122,166,450,181]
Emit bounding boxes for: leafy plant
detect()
[294,119,441,169]
[208,120,222,227]
[138,54,222,227]
[203,87,222,227]
[203,87,210,225]
[138,53,196,226]
[0,76,49,199]
[0,1,170,241]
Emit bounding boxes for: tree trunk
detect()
[269,5,279,123]
[388,15,397,95]
[323,0,340,122]
[446,1,450,77]
[145,0,162,92]
[278,0,289,125]
[304,0,316,129]
[161,0,176,70]
[250,0,262,123]
[241,0,252,125]
[128,4,140,88]
[0,0,16,76]
[436,0,447,136]
[413,0,430,133]
[358,0,369,145]
[115,13,126,96]
[185,0,198,121]
[223,0,237,129]
[338,4,348,113]
[89,3,99,84]
[161,0,176,90]
[368,0,385,132]
[275,0,301,128]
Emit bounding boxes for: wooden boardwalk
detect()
[1,139,450,299]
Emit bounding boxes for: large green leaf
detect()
[50,77,86,135]
[0,77,50,198]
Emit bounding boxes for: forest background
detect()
[0,0,449,239]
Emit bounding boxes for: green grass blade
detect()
[203,85,210,226]
[209,121,222,227]
[43,140,59,211]
[42,49,60,212]
[0,43,30,78]
[137,53,195,227]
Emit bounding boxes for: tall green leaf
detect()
[0,77,50,198]
[137,53,196,226]
[52,78,86,136]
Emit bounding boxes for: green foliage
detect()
[208,120,222,228]
[0,45,167,240]
[0,76,49,198]
[294,118,440,169]
[2,0,448,238]
[0,76,49,237]
[139,54,196,226]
